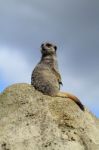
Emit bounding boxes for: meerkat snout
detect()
[41,42,52,49]
[45,43,57,51]
[41,42,57,55]
[45,43,52,48]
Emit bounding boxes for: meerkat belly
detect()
[31,65,59,96]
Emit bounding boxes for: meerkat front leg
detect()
[56,91,85,111]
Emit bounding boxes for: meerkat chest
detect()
[46,55,58,66]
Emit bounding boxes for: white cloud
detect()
[0,46,32,84]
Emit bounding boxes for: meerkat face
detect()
[41,42,57,55]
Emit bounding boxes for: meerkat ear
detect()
[54,45,57,51]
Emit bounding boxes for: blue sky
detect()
[0,0,99,117]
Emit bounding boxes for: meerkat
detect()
[31,42,84,111]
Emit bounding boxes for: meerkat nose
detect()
[46,43,52,48]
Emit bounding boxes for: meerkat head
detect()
[41,42,57,55]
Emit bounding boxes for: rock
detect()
[0,83,99,150]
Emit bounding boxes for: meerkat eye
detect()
[41,43,44,48]
[54,46,57,51]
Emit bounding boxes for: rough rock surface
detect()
[0,83,99,150]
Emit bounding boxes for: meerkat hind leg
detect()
[56,91,84,111]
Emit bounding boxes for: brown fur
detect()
[31,42,84,111]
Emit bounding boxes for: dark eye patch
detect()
[54,46,57,51]
[41,43,44,48]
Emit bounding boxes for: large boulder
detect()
[0,83,99,150]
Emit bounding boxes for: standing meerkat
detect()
[31,42,84,111]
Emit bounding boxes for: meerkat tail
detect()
[56,92,85,111]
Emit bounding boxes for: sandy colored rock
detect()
[0,83,99,150]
